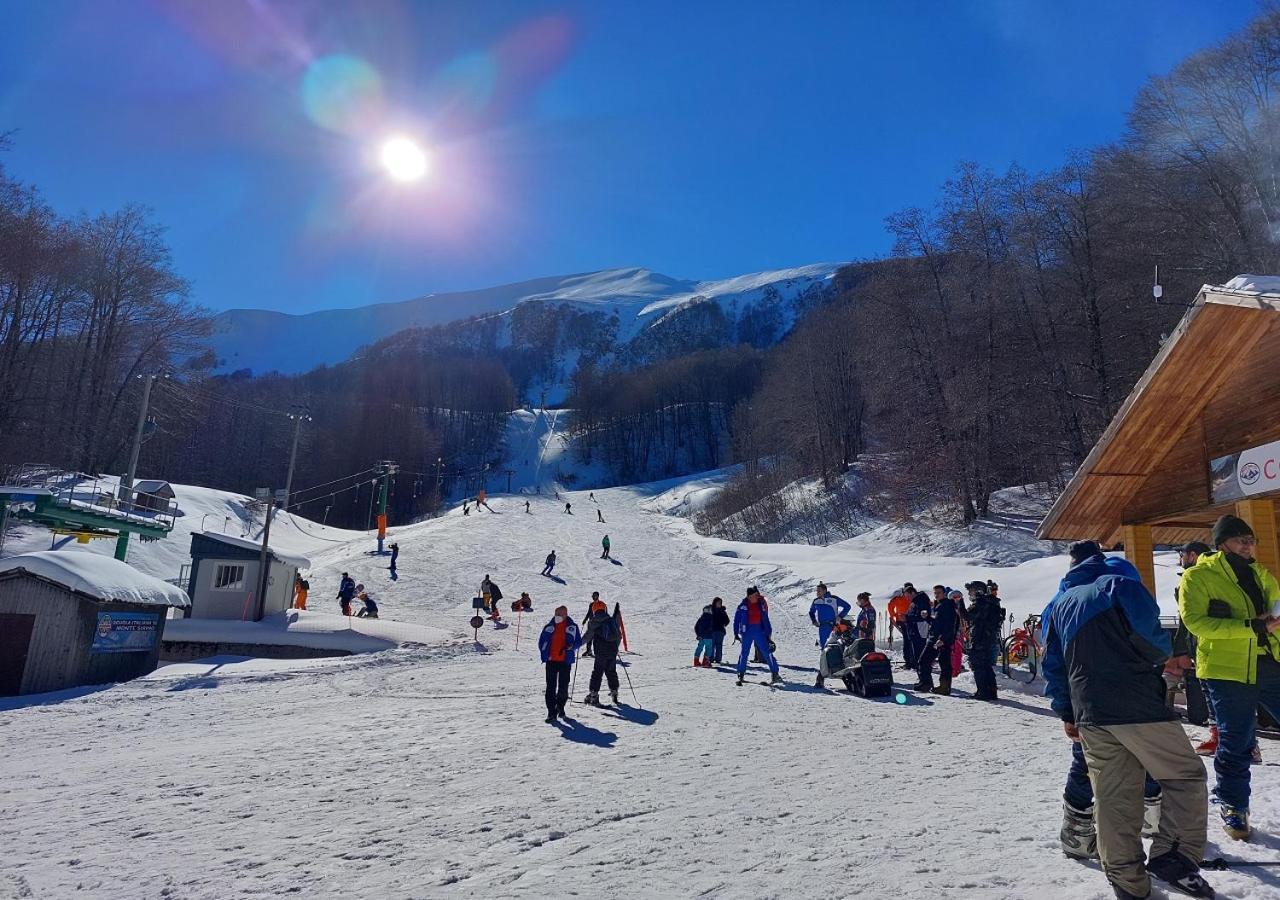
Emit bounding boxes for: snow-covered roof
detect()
[195,531,310,569]
[132,479,173,495]
[1221,274,1280,295]
[0,551,190,608]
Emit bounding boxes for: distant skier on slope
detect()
[525,500,531,514]
[539,605,581,722]
[337,572,356,616]
[735,587,781,686]
[389,542,399,576]
[597,508,605,523]
[541,551,556,577]
[601,534,611,560]
[582,601,623,705]
[564,501,573,515]
[808,582,850,648]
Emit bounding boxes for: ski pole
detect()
[620,661,640,708]
[570,655,580,700]
[1204,857,1280,870]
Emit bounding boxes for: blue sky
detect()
[0,0,1260,313]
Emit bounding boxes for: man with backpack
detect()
[582,601,623,705]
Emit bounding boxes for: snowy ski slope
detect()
[2,483,1278,899]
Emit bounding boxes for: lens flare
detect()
[895,692,908,705]
[302,54,383,134]
[379,136,428,182]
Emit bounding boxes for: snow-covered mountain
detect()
[208,264,844,376]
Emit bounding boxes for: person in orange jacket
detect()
[886,591,910,649]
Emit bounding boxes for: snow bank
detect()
[0,550,190,608]
[161,610,449,653]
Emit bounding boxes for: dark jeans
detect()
[969,646,997,699]
[1203,656,1280,811]
[589,646,620,693]
[902,624,924,668]
[544,661,571,714]
[1065,738,1162,809]
[711,631,725,663]
[915,637,953,686]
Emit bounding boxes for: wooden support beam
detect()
[1122,524,1157,597]
[1235,498,1280,580]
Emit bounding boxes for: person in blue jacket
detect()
[1042,541,1211,900]
[808,582,851,649]
[902,583,931,670]
[913,584,958,694]
[538,605,582,722]
[735,587,782,686]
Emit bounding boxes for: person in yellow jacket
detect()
[1178,514,1280,841]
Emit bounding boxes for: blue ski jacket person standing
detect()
[854,592,877,640]
[538,605,582,722]
[735,587,781,685]
[808,583,851,649]
[1042,542,1211,900]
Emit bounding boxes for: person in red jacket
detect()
[538,605,581,723]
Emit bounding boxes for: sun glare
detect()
[379,136,429,182]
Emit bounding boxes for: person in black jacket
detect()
[583,604,623,705]
[694,605,716,667]
[913,584,957,694]
[964,581,1004,701]
[710,597,731,664]
[902,584,931,671]
[1043,543,1212,900]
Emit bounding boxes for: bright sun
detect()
[379,136,429,182]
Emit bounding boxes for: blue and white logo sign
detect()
[91,612,159,653]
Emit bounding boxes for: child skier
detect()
[710,597,730,663]
[694,605,716,667]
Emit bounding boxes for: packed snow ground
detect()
[3,483,1279,900]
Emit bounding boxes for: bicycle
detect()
[1001,613,1042,683]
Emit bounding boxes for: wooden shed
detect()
[131,479,176,514]
[0,550,190,697]
[1038,277,1280,593]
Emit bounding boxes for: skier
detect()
[710,597,730,664]
[513,592,533,612]
[337,572,356,616]
[963,581,1003,701]
[293,575,309,610]
[477,488,492,512]
[693,605,716,667]
[582,601,623,705]
[538,605,581,722]
[597,508,605,523]
[589,492,596,503]
[735,587,782,685]
[564,502,572,515]
[913,584,957,694]
[1179,514,1280,842]
[601,534,611,560]
[355,586,379,619]
[389,542,399,576]
[1043,540,1212,899]
[480,575,503,613]
[581,592,605,657]
[541,551,556,577]
[525,500,531,514]
[808,582,851,649]
[463,503,470,515]
[854,592,876,640]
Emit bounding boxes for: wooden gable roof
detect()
[1038,284,1280,545]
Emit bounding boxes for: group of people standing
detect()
[881,581,1005,699]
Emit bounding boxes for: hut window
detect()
[213,564,245,590]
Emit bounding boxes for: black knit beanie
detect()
[1069,540,1101,564]
[1212,514,1254,548]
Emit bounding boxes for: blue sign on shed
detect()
[91,612,159,653]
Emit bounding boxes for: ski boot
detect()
[1142,793,1161,838]
[770,672,783,685]
[736,673,744,686]
[1146,850,1215,898]
[545,712,557,724]
[931,677,952,696]
[815,674,825,688]
[1060,801,1097,860]
[1219,805,1250,841]
[610,690,620,705]
[911,679,933,692]
[693,658,701,668]
[584,692,601,707]
[556,702,567,719]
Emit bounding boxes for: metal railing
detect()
[1,463,178,531]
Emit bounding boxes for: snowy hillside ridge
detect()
[208,263,844,376]
[0,551,190,608]
[649,467,1064,565]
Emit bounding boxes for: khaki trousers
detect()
[1078,721,1207,897]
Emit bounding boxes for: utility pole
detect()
[115,372,165,561]
[375,460,399,553]
[435,456,443,505]
[253,488,286,621]
[283,406,312,509]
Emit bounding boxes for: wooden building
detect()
[1038,277,1280,593]
[0,551,190,697]
[130,479,176,514]
[185,532,309,621]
